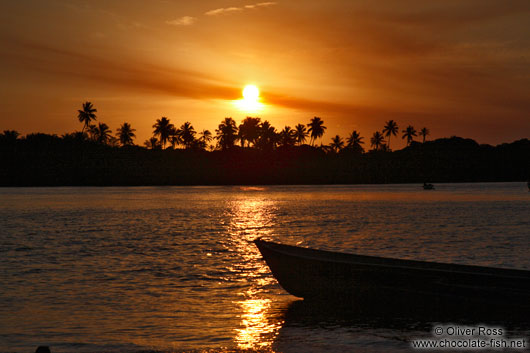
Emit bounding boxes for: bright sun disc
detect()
[243,85,259,102]
[234,84,263,112]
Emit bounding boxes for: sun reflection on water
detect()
[224,194,285,350]
[234,295,284,350]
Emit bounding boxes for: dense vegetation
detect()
[0,102,528,186]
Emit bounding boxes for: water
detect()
[0,183,528,352]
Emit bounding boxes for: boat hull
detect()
[254,238,530,312]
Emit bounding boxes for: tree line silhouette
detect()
[0,101,528,186]
[74,102,431,153]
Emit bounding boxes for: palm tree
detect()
[169,126,182,149]
[329,135,344,153]
[199,129,212,144]
[194,129,212,151]
[256,120,278,150]
[238,117,261,147]
[116,122,136,146]
[77,102,97,133]
[93,123,112,144]
[346,130,364,153]
[370,131,385,151]
[107,135,119,147]
[215,117,238,150]
[1,130,20,143]
[402,125,417,146]
[61,131,86,142]
[279,126,296,147]
[153,117,174,149]
[144,137,160,150]
[382,120,398,151]
[87,124,98,141]
[307,117,326,146]
[294,123,308,145]
[420,127,430,143]
[179,122,196,149]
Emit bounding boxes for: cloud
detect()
[245,2,277,9]
[0,36,240,100]
[0,36,422,121]
[263,91,435,120]
[256,2,277,7]
[166,2,277,27]
[205,7,243,16]
[205,2,276,16]
[166,16,197,26]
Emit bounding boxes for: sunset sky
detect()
[1,0,529,148]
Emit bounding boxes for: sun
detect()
[243,85,259,102]
[234,84,264,112]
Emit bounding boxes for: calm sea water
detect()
[0,183,528,352]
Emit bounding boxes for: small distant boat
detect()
[254,238,530,310]
[423,182,435,190]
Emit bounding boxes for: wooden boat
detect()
[254,238,530,311]
[423,182,435,190]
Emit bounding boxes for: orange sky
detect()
[1,0,529,148]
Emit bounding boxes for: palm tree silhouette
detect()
[168,127,181,149]
[279,126,296,147]
[370,131,385,151]
[294,123,308,145]
[238,117,261,147]
[402,125,417,146]
[144,137,160,150]
[93,123,112,144]
[199,129,212,144]
[256,120,278,150]
[382,120,398,151]
[346,130,364,153]
[1,130,19,143]
[179,122,196,149]
[307,117,326,146]
[116,122,136,146]
[77,102,97,133]
[196,129,212,150]
[108,136,119,147]
[420,127,430,143]
[87,124,98,141]
[153,117,174,149]
[330,135,344,153]
[62,131,85,142]
[215,117,238,150]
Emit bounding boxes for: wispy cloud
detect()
[256,2,277,7]
[205,2,276,16]
[0,36,419,120]
[167,2,277,26]
[0,36,240,100]
[205,7,242,16]
[167,2,277,27]
[166,16,197,26]
[245,2,277,10]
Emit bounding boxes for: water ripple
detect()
[0,183,528,352]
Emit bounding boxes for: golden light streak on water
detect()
[234,296,284,350]
[224,194,285,349]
